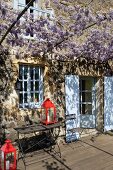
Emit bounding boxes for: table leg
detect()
[46,127,61,158]
[17,132,26,169]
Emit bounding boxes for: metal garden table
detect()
[14,122,61,169]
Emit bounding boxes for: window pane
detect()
[35,67,39,79]
[82,104,92,114]
[30,66,34,80]
[81,79,93,91]
[30,93,34,102]
[19,66,23,80]
[24,93,27,103]
[19,93,23,104]
[35,81,39,91]
[24,66,28,79]
[24,81,27,91]
[82,92,92,102]
[31,81,33,91]
[35,93,39,102]
[19,81,23,91]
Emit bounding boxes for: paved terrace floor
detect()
[17,133,113,170]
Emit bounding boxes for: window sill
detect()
[19,102,42,109]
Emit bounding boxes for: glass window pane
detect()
[30,93,34,102]
[18,81,23,91]
[24,93,27,103]
[82,92,92,102]
[35,67,39,79]
[19,93,23,104]
[24,81,27,91]
[81,79,93,91]
[24,66,28,79]
[35,93,39,102]
[35,81,39,91]
[31,81,33,91]
[80,104,81,114]
[19,66,23,80]
[30,66,34,80]
[82,104,92,114]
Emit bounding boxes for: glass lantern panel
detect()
[1,151,4,160]
[48,108,54,122]
[6,153,14,170]
[6,152,14,163]
[41,108,46,121]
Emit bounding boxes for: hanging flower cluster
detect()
[0,0,113,61]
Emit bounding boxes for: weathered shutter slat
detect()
[104,76,113,131]
[65,75,80,142]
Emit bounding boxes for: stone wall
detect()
[1,50,113,142]
[2,56,113,132]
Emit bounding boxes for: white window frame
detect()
[13,0,54,19]
[19,65,43,108]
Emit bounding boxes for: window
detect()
[79,77,96,115]
[19,65,43,108]
[14,0,38,11]
[13,0,54,38]
[13,0,54,19]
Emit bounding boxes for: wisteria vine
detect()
[0,0,113,61]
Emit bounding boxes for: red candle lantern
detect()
[41,98,57,125]
[0,140,16,170]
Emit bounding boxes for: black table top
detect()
[14,122,61,134]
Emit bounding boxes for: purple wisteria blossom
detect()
[0,0,113,62]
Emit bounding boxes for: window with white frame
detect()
[13,0,54,38]
[13,0,54,19]
[19,65,43,108]
[14,0,38,11]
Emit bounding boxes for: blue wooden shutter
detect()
[104,76,113,131]
[65,75,80,142]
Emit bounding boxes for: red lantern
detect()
[41,98,57,125]
[0,140,16,170]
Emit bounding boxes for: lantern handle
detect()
[5,140,11,144]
